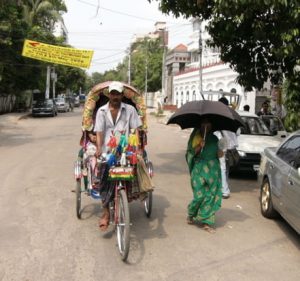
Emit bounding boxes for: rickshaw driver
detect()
[94,81,142,231]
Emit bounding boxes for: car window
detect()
[45,100,53,106]
[262,116,285,132]
[277,135,300,168]
[240,116,271,135]
[36,100,53,106]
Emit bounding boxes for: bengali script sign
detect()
[22,39,94,68]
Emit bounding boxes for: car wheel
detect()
[260,177,278,218]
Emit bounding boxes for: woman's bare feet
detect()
[202,224,216,234]
[187,216,194,225]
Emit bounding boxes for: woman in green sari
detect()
[185,120,223,233]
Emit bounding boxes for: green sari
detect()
[186,129,222,225]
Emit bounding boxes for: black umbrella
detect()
[167,100,245,132]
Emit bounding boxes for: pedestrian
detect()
[243,104,250,112]
[216,97,238,199]
[94,81,142,231]
[257,101,272,116]
[185,119,223,233]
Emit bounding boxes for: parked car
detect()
[55,97,70,112]
[74,96,80,107]
[258,130,300,234]
[260,115,288,139]
[32,99,57,117]
[79,94,86,104]
[233,111,283,172]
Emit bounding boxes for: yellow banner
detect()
[22,39,94,69]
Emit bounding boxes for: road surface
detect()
[0,109,299,281]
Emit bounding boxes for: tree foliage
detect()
[150,0,300,91]
[283,78,300,131]
[0,0,87,104]
[89,37,164,94]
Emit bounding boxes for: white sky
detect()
[63,0,192,73]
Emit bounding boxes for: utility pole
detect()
[51,67,57,99]
[198,20,205,100]
[161,27,168,104]
[45,66,51,99]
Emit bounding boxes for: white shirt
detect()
[214,130,238,150]
[94,102,142,153]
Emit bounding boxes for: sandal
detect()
[203,224,216,234]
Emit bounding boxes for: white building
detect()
[171,19,258,114]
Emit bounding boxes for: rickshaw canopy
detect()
[82,81,147,131]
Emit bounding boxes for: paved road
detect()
[0,109,299,281]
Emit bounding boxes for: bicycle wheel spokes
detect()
[116,189,130,261]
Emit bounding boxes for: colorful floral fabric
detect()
[186,129,222,225]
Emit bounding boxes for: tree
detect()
[55,65,87,95]
[130,38,163,92]
[283,78,300,131]
[150,0,300,91]
[22,0,66,31]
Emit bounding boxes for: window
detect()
[277,136,300,168]
[186,91,190,102]
[240,116,270,135]
[192,90,196,101]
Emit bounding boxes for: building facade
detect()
[167,19,258,113]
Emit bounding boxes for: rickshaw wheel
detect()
[144,191,153,218]
[116,189,130,261]
[76,178,82,219]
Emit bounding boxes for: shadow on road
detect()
[125,194,170,265]
[217,207,251,228]
[76,193,170,265]
[153,151,187,174]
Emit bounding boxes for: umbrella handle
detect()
[200,125,207,155]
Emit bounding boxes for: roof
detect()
[173,44,188,52]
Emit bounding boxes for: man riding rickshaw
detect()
[74,81,153,261]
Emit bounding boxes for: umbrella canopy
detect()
[167,100,245,132]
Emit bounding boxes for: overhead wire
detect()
[76,0,187,25]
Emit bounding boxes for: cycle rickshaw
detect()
[74,81,154,261]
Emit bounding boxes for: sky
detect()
[63,0,192,73]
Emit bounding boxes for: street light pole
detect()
[145,54,148,106]
[128,45,131,85]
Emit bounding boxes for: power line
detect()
[92,50,126,61]
[76,0,186,24]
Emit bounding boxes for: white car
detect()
[233,111,284,173]
[55,97,70,112]
[260,115,288,139]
